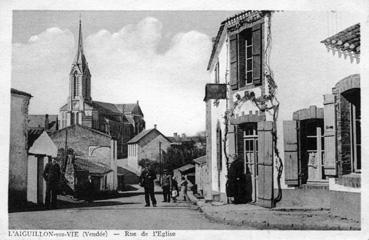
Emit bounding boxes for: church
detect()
[58,20,145,159]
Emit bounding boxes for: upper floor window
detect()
[229,23,263,90]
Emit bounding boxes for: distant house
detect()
[9,88,32,210]
[126,126,172,174]
[168,133,206,150]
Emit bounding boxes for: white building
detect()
[205,11,360,208]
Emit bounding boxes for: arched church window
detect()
[73,71,79,97]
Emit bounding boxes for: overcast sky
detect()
[12,11,240,136]
[11,11,361,136]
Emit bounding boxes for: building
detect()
[9,88,32,209]
[50,124,118,192]
[125,126,172,174]
[58,20,145,159]
[28,114,58,149]
[283,23,360,221]
[204,11,360,208]
[27,131,58,205]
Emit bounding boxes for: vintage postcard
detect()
[1,0,368,239]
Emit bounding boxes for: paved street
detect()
[9,189,252,230]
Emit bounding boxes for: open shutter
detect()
[216,124,222,170]
[252,23,262,86]
[257,121,274,208]
[236,125,244,161]
[283,120,299,186]
[323,94,337,176]
[229,34,238,90]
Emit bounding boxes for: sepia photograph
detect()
[2,0,367,239]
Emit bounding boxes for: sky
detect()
[11,10,361,136]
[12,11,239,136]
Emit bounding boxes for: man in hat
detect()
[139,163,157,207]
[161,169,172,203]
[43,157,61,209]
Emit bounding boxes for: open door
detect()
[257,121,274,208]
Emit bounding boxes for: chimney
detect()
[173,132,178,138]
[44,114,49,131]
[182,133,186,139]
[136,100,139,105]
[154,124,157,129]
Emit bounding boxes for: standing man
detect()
[161,170,172,203]
[43,157,61,209]
[139,164,157,207]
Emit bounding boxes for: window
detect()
[245,38,253,84]
[229,23,263,90]
[73,72,79,98]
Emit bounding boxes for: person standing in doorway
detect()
[161,170,172,203]
[43,157,61,209]
[139,164,157,207]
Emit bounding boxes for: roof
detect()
[127,128,172,144]
[91,101,122,115]
[28,131,58,157]
[321,23,360,55]
[74,157,112,176]
[193,155,206,165]
[11,88,32,98]
[175,163,195,173]
[117,166,138,176]
[50,124,111,138]
[28,114,58,130]
[207,11,269,70]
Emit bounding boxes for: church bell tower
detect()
[68,18,92,124]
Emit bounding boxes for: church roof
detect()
[91,101,122,115]
[116,103,143,116]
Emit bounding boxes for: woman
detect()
[171,176,179,203]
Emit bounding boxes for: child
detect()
[171,177,179,203]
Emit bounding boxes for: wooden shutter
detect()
[323,94,337,176]
[236,125,244,161]
[283,120,299,186]
[257,121,274,208]
[229,34,238,90]
[238,33,246,88]
[227,125,236,157]
[216,125,222,170]
[252,23,262,86]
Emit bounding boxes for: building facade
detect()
[204,11,360,209]
[126,127,172,174]
[9,88,32,209]
[58,20,145,159]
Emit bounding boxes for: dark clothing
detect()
[161,174,171,202]
[86,180,94,203]
[228,158,250,204]
[162,185,170,202]
[139,168,157,206]
[43,162,61,209]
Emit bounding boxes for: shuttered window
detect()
[231,22,263,88]
[216,124,222,170]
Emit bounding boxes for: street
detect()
[9,188,252,230]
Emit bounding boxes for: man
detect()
[139,164,157,207]
[161,170,172,203]
[43,157,61,209]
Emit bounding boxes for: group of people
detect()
[139,164,189,207]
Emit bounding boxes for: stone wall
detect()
[9,92,31,208]
[139,134,171,162]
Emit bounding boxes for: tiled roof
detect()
[11,88,32,97]
[74,157,112,176]
[175,163,195,173]
[193,155,206,165]
[321,23,360,55]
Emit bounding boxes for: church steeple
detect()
[69,17,91,103]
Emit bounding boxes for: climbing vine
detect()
[222,12,283,205]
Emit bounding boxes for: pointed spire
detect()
[73,16,88,72]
